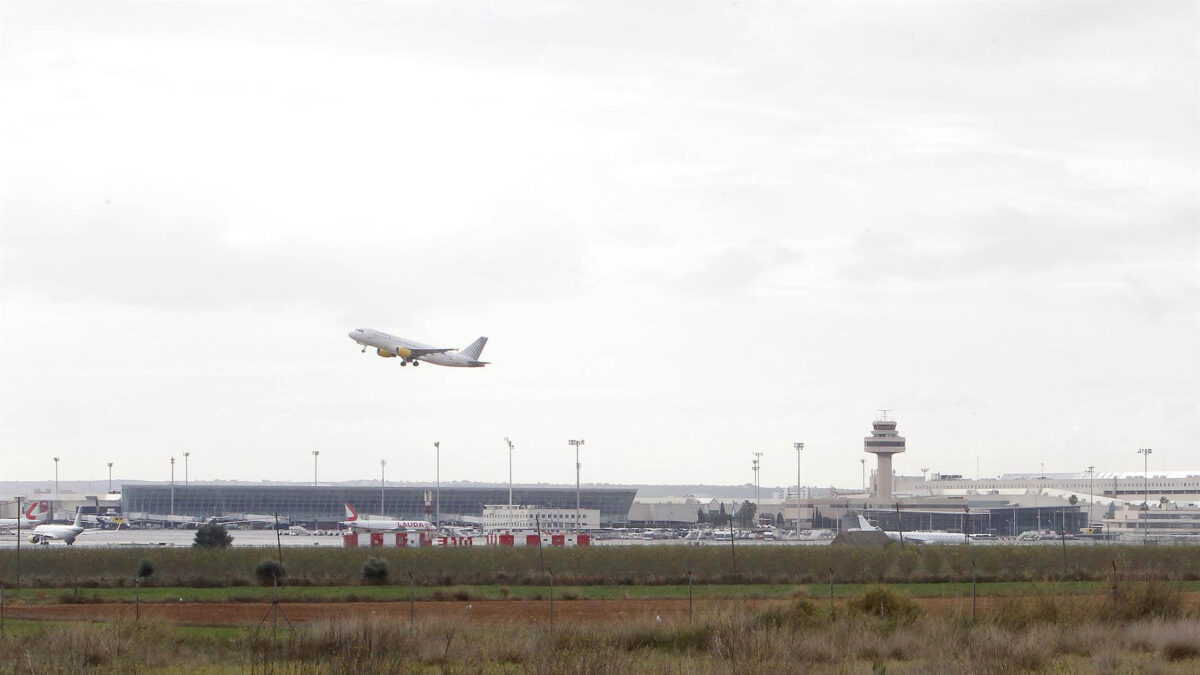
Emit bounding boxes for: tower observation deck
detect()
[864,411,906,499]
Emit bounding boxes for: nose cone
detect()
[348,330,357,340]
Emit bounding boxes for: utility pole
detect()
[504,438,514,506]
[569,440,585,532]
[107,462,113,494]
[1137,448,1152,544]
[183,452,190,485]
[793,442,804,535]
[312,451,319,487]
[380,459,386,516]
[1087,465,1095,527]
[861,459,867,494]
[439,439,444,528]
[169,457,175,521]
[752,452,763,520]
[53,457,60,520]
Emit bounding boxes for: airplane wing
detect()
[407,348,454,356]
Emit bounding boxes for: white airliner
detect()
[0,500,51,531]
[348,329,488,367]
[28,510,106,545]
[341,503,435,532]
[855,515,969,544]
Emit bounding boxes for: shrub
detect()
[361,557,389,585]
[847,586,921,621]
[193,523,233,548]
[254,559,285,586]
[136,559,156,580]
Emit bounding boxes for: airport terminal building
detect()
[121,484,636,528]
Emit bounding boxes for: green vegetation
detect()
[2,543,1197,589]
[253,559,284,586]
[135,558,155,580]
[192,523,232,548]
[360,557,388,585]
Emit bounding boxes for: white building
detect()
[480,504,598,531]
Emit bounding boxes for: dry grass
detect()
[1,586,1197,673]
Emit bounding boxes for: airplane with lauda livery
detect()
[0,500,51,531]
[348,329,488,368]
[341,503,435,532]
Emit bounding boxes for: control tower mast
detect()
[864,411,906,499]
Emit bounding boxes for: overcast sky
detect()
[1,1,1196,490]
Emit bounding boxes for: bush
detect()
[136,559,156,580]
[254,559,285,586]
[847,586,921,621]
[193,523,233,548]
[361,557,389,585]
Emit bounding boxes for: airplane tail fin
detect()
[25,500,48,521]
[72,509,83,528]
[460,337,488,361]
[857,515,876,531]
[344,503,359,521]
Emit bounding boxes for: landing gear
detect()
[412,361,419,367]
[400,361,408,367]
[361,346,366,353]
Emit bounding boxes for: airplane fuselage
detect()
[348,329,487,367]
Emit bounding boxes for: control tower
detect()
[864,411,906,499]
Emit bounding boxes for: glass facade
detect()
[122,484,636,526]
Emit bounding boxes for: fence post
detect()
[408,572,415,626]
[687,569,693,623]
[1110,560,1118,603]
[828,568,834,612]
[971,560,977,621]
[135,578,140,622]
[549,568,554,630]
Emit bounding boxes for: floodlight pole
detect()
[1137,448,1152,544]
[752,452,763,519]
[380,459,386,516]
[793,442,804,536]
[439,439,444,528]
[107,462,113,494]
[504,438,514,506]
[53,457,60,519]
[312,451,319,487]
[1087,465,1095,528]
[569,440,585,532]
[860,459,866,493]
[170,456,175,520]
[183,452,190,485]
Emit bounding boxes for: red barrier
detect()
[370,533,385,547]
[343,533,359,547]
[526,534,540,547]
[551,534,565,547]
[577,534,591,546]
[499,534,515,547]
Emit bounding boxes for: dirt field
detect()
[8,593,1200,627]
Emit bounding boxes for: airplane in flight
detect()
[0,500,51,531]
[854,515,970,544]
[348,329,488,368]
[341,503,435,532]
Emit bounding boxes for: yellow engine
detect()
[376,348,396,358]
[395,347,413,359]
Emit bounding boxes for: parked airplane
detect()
[0,500,51,531]
[341,503,435,532]
[855,515,969,544]
[348,329,488,367]
[28,510,124,545]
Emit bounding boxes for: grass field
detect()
[8,579,1200,605]
[3,543,1198,588]
[1,585,1197,673]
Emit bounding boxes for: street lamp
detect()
[312,451,319,487]
[569,440,585,532]
[793,442,803,535]
[439,439,444,528]
[860,458,866,494]
[752,452,763,517]
[107,462,113,494]
[380,459,387,515]
[504,438,514,506]
[170,456,176,519]
[183,451,190,486]
[1087,465,1095,527]
[1137,448,1152,544]
[53,457,60,518]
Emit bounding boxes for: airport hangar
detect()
[121,484,637,528]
